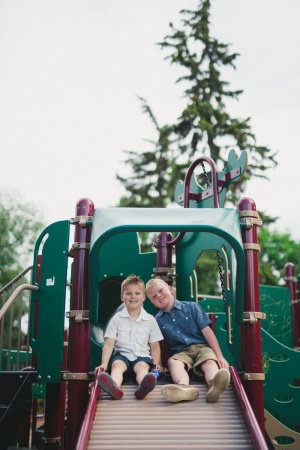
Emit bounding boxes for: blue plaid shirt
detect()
[155,299,211,356]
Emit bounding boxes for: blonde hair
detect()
[121,274,145,295]
[145,278,168,292]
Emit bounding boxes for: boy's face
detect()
[147,281,174,312]
[121,282,146,311]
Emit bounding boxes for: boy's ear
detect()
[120,294,125,303]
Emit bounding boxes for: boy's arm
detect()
[97,337,115,372]
[150,341,162,371]
[201,326,229,369]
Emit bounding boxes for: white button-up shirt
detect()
[104,307,163,361]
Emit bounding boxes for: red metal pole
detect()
[66,198,94,450]
[237,197,265,436]
[285,263,300,350]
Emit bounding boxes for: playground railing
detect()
[0,266,36,371]
[76,368,101,450]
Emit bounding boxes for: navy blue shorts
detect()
[110,353,154,372]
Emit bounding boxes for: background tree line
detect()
[0,190,44,348]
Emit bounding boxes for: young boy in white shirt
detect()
[96,274,163,400]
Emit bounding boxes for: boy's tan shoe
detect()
[161,384,199,402]
[206,368,230,403]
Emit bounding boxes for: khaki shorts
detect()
[169,344,220,376]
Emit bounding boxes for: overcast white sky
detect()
[0,0,299,241]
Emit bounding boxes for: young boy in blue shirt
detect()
[146,278,230,403]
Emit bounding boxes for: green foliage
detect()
[0,189,44,287]
[0,190,44,349]
[157,0,276,202]
[196,250,222,296]
[117,97,183,208]
[258,227,300,286]
[117,0,277,208]
[116,0,297,289]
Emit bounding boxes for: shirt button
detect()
[173,319,175,321]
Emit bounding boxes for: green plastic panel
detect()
[29,220,70,383]
[89,207,245,322]
[260,285,293,348]
[262,329,300,428]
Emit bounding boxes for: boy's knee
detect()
[201,359,218,369]
[111,359,127,371]
[168,358,186,370]
[134,361,150,371]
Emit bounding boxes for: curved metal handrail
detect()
[184,156,220,208]
[168,156,220,246]
[0,284,39,320]
[0,266,33,295]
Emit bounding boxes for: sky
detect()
[0,0,300,242]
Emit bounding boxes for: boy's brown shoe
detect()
[161,384,199,402]
[206,368,230,403]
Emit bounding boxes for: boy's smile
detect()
[147,282,174,312]
[121,283,146,313]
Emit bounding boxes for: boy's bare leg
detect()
[110,359,128,386]
[200,359,219,385]
[133,361,150,385]
[168,358,189,385]
[201,360,230,403]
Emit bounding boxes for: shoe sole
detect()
[161,385,199,402]
[135,373,157,400]
[206,369,230,403]
[98,373,123,400]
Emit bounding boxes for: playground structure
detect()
[0,150,300,449]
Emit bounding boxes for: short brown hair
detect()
[121,274,145,294]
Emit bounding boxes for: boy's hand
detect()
[94,364,106,373]
[218,356,229,370]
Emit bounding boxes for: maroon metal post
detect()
[153,232,173,367]
[43,330,68,449]
[66,198,94,450]
[237,197,265,435]
[154,232,173,268]
[285,263,300,350]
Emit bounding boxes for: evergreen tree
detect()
[116,0,289,292]
[117,0,277,206]
[117,97,182,208]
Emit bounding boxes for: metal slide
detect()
[79,369,268,450]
